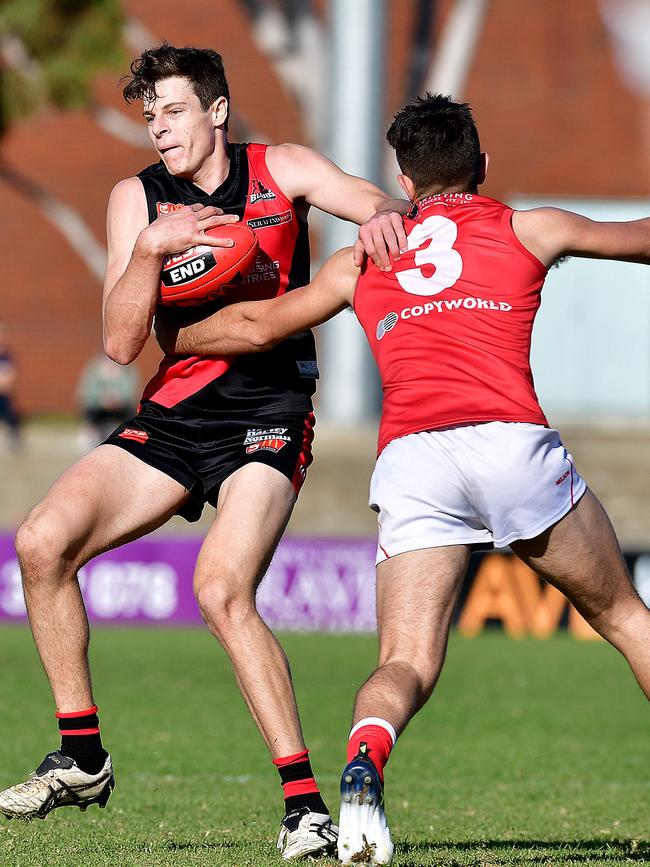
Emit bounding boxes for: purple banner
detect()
[0,534,378,631]
[3,533,650,636]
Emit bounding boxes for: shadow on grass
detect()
[398,837,649,864]
[148,836,649,864]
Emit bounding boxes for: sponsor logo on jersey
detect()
[555,469,571,486]
[376,312,399,340]
[161,247,217,287]
[244,258,280,283]
[296,360,319,379]
[246,210,292,230]
[375,297,513,340]
[156,202,184,216]
[249,180,276,204]
[118,428,149,444]
[244,427,290,454]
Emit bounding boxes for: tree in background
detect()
[0,0,124,135]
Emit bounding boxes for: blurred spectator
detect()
[76,353,139,450]
[0,322,21,450]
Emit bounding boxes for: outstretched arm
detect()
[266,143,409,270]
[512,207,650,268]
[155,247,360,356]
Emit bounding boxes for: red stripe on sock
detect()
[272,748,309,767]
[282,777,319,798]
[347,725,394,783]
[58,727,100,736]
[55,705,98,719]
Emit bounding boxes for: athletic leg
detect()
[192,462,336,857]
[511,487,650,698]
[354,545,470,734]
[1,445,190,818]
[339,545,470,866]
[15,444,189,711]
[193,462,303,756]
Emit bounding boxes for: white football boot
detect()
[337,743,394,865]
[0,751,114,820]
[276,806,338,860]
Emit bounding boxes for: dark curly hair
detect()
[387,93,481,195]
[123,43,230,130]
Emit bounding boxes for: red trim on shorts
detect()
[55,705,98,719]
[281,778,319,797]
[568,457,575,506]
[141,356,233,408]
[379,543,390,560]
[291,412,315,495]
[58,728,100,736]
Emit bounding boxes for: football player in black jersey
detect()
[0,43,408,859]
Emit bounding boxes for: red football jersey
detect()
[138,143,316,416]
[353,193,549,454]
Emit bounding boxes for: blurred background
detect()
[1,0,649,630]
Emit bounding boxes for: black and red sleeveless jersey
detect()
[138,142,317,416]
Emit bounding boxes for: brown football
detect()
[158,224,259,306]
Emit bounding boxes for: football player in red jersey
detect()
[0,45,409,858]
[155,93,650,865]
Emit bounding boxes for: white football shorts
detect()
[370,422,586,564]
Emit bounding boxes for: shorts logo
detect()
[249,180,276,204]
[156,202,184,216]
[119,428,149,444]
[244,427,290,454]
[296,359,319,379]
[555,469,571,486]
[376,312,399,340]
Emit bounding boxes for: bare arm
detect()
[155,247,360,356]
[512,207,650,268]
[266,143,409,269]
[102,178,239,365]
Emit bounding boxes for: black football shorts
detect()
[103,401,315,522]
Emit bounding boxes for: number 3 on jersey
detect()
[396,215,463,296]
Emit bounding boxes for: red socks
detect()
[273,748,328,815]
[347,717,397,782]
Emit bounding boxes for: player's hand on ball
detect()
[354,209,408,271]
[143,205,239,257]
[190,204,242,248]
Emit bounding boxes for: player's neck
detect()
[417,184,478,201]
[187,135,231,193]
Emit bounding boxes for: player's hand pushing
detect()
[354,209,408,272]
[142,204,239,257]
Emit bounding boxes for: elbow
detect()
[104,336,137,366]
[247,323,278,352]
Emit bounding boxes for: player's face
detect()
[143,77,220,177]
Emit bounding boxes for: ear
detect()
[397,174,417,202]
[212,96,229,128]
[477,152,489,185]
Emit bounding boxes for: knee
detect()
[379,654,440,706]
[588,593,649,645]
[15,507,74,584]
[194,571,257,636]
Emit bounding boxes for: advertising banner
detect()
[1,534,648,635]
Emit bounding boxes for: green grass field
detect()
[0,625,647,866]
